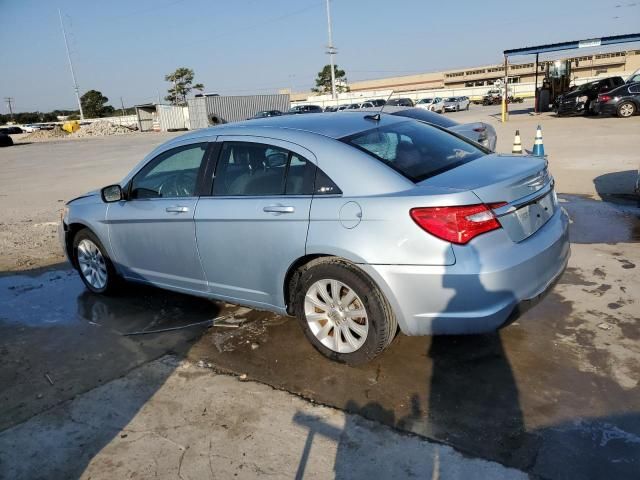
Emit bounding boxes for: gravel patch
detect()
[70,120,135,138]
[21,126,69,142]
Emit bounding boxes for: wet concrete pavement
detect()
[0,267,227,431]
[1,195,638,479]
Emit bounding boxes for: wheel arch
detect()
[283,254,332,315]
[65,222,93,269]
[282,253,398,319]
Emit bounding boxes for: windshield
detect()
[445,97,457,102]
[420,98,433,103]
[341,121,485,183]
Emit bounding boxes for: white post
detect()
[325,0,337,99]
[58,9,84,120]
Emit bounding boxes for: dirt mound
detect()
[71,121,134,138]
[22,126,69,142]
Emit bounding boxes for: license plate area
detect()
[499,190,557,242]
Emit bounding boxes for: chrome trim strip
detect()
[493,180,554,217]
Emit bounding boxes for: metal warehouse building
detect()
[187,93,290,129]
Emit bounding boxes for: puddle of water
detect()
[0,268,221,333]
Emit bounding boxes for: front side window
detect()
[342,121,486,183]
[130,143,207,199]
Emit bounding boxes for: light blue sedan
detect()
[60,112,570,364]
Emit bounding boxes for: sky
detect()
[1,0,638,112]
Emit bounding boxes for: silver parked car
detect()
[443,97,463,112]
[416,97,445,113]
[60,113,569,364]
[360,106,497,150]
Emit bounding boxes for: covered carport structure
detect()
[500,33,640,121]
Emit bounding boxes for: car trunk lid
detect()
[419,154,556,242]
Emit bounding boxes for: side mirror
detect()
[101,184,123,203]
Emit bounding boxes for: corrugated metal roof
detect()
[504,33,640,57]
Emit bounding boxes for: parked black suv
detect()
[556,76,625,116]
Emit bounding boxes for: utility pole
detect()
[4,97,14,122]
[120,97,126,117]
[58,8,84,120]
[325,0,337,100]
[501,55,509,123]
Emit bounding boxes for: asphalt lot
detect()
[0,104,639,479]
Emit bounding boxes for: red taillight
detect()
[598,94,611,103]
[410,203,506,245]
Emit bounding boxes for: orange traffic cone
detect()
[512,130,522,154]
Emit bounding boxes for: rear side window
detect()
[212,142,340,196]
[342,121,485,183]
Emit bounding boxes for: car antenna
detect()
[364,90,394,122]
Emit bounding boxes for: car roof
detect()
[178,111,408,141]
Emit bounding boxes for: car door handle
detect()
[263,205,295,214]
[165,206,190,213]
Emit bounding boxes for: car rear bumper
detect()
[361,207,570,335]
[593,102,617,115]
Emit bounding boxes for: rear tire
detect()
[73,228,119,294]
[617,101,636,118]
[293,258,397,365]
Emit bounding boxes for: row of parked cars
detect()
[253,96,472,119]
[556,71,640,118]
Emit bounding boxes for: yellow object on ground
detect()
[62,121,80,133]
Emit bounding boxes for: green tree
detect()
[80,90,113,118]
[165,68,204,105]
[311,64,349,94]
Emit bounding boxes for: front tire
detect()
[617,101,636,118]
[293,258,397,365]
[73,228,119,294]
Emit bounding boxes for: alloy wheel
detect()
[304,279,369,353]
[77,239,108,290]
[619,103,634,117]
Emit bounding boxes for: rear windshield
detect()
[341,121,485,182]
[391,108,459,128]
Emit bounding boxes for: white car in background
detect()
[443,97,465,112]
[21,124,42,133]
[457,96,471,110]
[415,97,445,113]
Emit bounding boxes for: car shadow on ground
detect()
[593,169,639,204]
[0,266,221,479]
[288,241,640,478]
